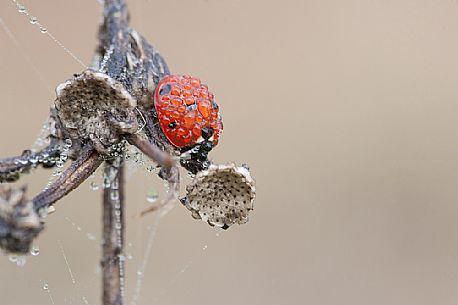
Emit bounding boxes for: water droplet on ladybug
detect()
[186,104,197,111]
[154,75,223,149]
[159,84,171,95]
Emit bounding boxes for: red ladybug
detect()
[154,75,223,149]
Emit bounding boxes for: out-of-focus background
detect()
[2,0,458,304]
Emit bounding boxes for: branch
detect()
[33,146,102,210]
[0,146,102,254]
[0,144,62,183]
[102,158,125,305]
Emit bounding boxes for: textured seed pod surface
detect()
[55,70,138,153]
[184,163,256,229]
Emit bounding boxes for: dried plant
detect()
[0,0,255,304]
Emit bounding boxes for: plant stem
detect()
[102,157,125,305]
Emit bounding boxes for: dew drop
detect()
[29,16,38,24]
[31,247,40,256]
[110,191,120,201]
[65,139,73,147]
[103,176,111,189]
[202,245,208,250]
[16,256,27,267]
[111,179,119,190]
[146,190,158,203]
[43,284,49,290]
[18,5,26,13]
[8,255,18,263]
[90,182,100,191]
[40,26,47,34]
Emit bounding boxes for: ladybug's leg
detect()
[0,145,102,253]
[0,143,63,183]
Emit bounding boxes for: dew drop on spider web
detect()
[17,5,26,13]
[8,254,27,267]
[29,16,38,24]
[43,284,49,291]
[110,190,120,201]
[90,181,100,191]
[8,255,18,263]
[40,26,47,34]
[30,247,40,256]
[103,174,111,189]
[16,256,27,267]
[146,190,158,203]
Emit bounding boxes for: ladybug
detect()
[154,75,223,173]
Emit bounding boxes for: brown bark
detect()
[102,157,125,305]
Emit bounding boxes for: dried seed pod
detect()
[0,186,43,254]
[183,163,256,229]
[55,69,138,153]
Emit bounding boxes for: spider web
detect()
[0,1,221,305]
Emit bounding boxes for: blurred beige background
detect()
[2,0,458,304]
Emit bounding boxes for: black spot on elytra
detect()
[201,127,214,140]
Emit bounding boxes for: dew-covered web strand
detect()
[0,14,57,156]
[82,296,91,305]
[11,0,88,69]
[153,230,225,302]
[129,214,161,305]
[43,282,56,305]
[58,239,95,305]
[58,240,76,284]
[0,16,53,93]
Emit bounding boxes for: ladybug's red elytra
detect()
[154,75,223,149]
